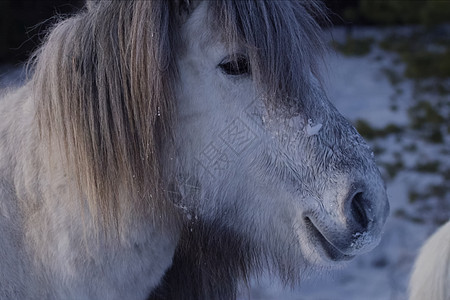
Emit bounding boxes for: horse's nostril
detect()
[350,192,369,230]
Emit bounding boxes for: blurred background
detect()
[0,1,449,299]
[2,0,450,63]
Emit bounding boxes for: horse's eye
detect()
[219,55,250,76]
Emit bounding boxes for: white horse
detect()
[409,220,450,300]
[0,1,389,299]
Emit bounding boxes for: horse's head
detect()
[34,0,389,293]
[173,0,389,271]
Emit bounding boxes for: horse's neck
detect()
[0,84,51,296]
[0,84,36,188]
[1,85,159,236]
[0,84,49,211]
[0,84,181,299]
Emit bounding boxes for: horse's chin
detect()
[304,218,355,264]
[298,218,355,268]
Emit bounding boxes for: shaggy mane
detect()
[31,1,181,230]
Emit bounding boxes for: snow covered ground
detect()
[1,26,448,300]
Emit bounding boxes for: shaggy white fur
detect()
[409,221,450,300]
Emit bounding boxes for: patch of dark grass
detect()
[394,209,425,224]
[442,168,450,181]
[406,183,450,225]
[414,161,440,173]
[408,101,445,129]
[379,33,420,53]
[408,190,421,204]
[381,67,403,86]
[374,55,384,62]
[392,57,403,66]
[389,104,398,112]
[355,119,377,140]
[372,144,385,156]
[394,87,404,96]
[436,83,450,96]
[415,81,450,96]
[407,100,446,143]
[403,50,450,79]
[409,183,449,204]
[371,257,389,268]
[382,160,404,179]
[332,37,374,57]
[379,31,450,81]
[355,119,404,140]
[434,217,450,226]
[358,0,450,26]
[404,143,417,152]
[380,124,403,136]
[408,100,445,144]
[428,129,444,144]
[429,184,448,199]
